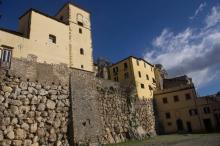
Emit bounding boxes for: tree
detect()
[94,57,112,79]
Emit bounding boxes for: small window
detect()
[204,107,210,114]
[174,95,179,102]
[189,109,198,116]
[79,28,82,34]
[185,94,191,100]
[146,74,149,80]
[80,48,84,55]
[163,98,168,104]
[78,21,84,26]
[144,63,146,68]
[152,78,156,83]
[113,67,118,74]
[141,84,145,89]
[124,72,129,79]
[0,46,12,69]
[1,47,12,62]
[138,71,141,78]
[136,60,139,66]
[165,112,171,119]
[124,62,128,70]
[49,34,56,44]
[167,122,172,126]
[81,65,84,69]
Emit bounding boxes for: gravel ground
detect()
[104,133,220,146]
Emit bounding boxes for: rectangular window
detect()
[167,122,172,126]
[204,107,210,114]
[144,63,146,68]
[165,112,171,119]
[113,67,119,75]
[138,71,141,78]
[2,49,12,62]
[189,109,198,116]
[163,98,168,104]
[49,34,56,44]
[174,95,179,102]
[141,84,145,89]
[79,28,82,34]
[146,74,149,80]
[116,67,118,72]
[124,72,129,79]
[0,46,12,69]
[185,93,191,100]
[152,78,156,83]
[124,62,128,70]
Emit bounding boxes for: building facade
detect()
[109,56,156,99]
[0,3,93,72]
[154,75,220,134]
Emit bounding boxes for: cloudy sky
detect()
[144,3,220,95]
[0,0,219,95]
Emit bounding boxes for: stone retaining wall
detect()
[0,71,70,146]
[70,69,156,145]
[0,58,156,146]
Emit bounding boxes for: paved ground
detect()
[103,133,220,146]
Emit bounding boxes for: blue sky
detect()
[0,0,220,96]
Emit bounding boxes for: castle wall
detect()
[70,69,156,145]
[0,69,70,146]
[0,59,156,145]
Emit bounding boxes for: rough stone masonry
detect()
[70,69,156,145]
[0,58,156,146]
[0,71,70,146]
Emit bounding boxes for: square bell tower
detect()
[56,3,93,72]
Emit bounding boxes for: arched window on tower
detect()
[80,48,84,55]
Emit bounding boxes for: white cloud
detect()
[205,6,220,28]
[189,2,206,20]
[144,6,220,88]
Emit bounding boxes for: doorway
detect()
[186,121,192,133]
[203,118,213,132]
[176,119,184,131]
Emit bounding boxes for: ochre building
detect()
[0,3,93,72]
[154,73,220,134]
[109,56,156,99]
